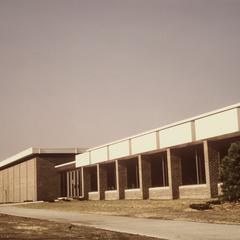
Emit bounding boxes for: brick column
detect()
[167,149,182,199]
[97,164,107,200]
[82,167,90,200]
[138,155,151,199]
[203,141,219,198]
[116,160,127,199]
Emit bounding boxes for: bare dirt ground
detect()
[18,199,240,224]
[0,213,160,240]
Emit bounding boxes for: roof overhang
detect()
[0,147,86,169]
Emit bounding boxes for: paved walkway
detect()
[0,206,240,240]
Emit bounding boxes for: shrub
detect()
[220,142,240,202]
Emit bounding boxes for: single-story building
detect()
[1,103,240,203]
[57,103,240,200]
[0,148,84,203]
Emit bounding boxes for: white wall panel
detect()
[91,147,108,164]
[195,108,239,140]
[76,152,90,167]
[109,140,130,160]
[131,132,157,155]
[160,122,193,148]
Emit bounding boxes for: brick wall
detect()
[124,189,142,199]
[88,191,99,200]
[37,155,75,201]
[139,155,151,199]
[104,190,118,200]
[149,187,172,199]
[98,164,107,200]
[203,141,219,198]
[116,160,127,199]
[167,149,182,199]
[179,184,210,199]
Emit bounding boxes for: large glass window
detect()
[126,158,139,189]
[60,172,67,197]
[181,145,206,185]
[151,153,169,187]
[89,166,97,192]
[106,163,116,190]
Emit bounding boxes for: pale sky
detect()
[0,0,240,160]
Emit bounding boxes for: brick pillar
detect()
[82,167,90,200]
[97,164,107,200]
[116,160,127,199]
[203,141,219,198]
[167,149,182,199]
[138,155,151,199]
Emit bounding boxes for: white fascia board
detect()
[0,147,34,168]
[37,148,86,154]
[85,102,240,152]
[0,147,86,169]
[55,161,76,168]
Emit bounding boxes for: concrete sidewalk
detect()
[0,206,239,240]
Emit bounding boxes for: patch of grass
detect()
[0,214,159,240]
[18,199,240,224]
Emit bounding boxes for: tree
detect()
[220,141,240,202]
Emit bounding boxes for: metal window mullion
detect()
[162,156,166,187]
[66,172,70,198]
[195,149,199,184]
[136,160,139,188]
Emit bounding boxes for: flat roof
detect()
[0,147,86,169]
[86,102,240,151]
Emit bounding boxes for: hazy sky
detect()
[0,0,240,160]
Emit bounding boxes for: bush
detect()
[220,142,240,202]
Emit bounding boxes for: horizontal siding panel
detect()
[131,132,157,155]
[160,122,193,148]
[91,147,108,164]
[109,140,130,160]
[195,109,239,140]
[76,152,90,167]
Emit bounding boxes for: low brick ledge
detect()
[149,186,170,190]
[124,188,141,192]
[179,184,207,189]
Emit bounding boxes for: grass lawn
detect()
[0,213,159,240]
[18,199,240,225]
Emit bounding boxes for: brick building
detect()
[0,148,84,203]
[57,103,240,200]
[1,103,240,203]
